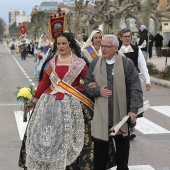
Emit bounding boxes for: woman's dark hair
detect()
[39,32,82,82]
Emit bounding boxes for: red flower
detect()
[38,54,43,60]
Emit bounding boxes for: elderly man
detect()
[84,34,143,170]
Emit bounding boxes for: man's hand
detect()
[146,83,151,91]
[88,82,98,88]
[100,85,112,97]
[128,112,137,121]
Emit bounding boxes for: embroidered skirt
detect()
[19,93,84,170]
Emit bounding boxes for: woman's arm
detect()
[34,71,51,99]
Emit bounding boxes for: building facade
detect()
[157,0,170,45]
[9,9,27,25]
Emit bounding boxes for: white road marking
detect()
[8,47,36,88]
[136,117,170,134]
[31,83,36,86]
[109,165,155,170]
[151,105,170,118]
[14,111,28,140]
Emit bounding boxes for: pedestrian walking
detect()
[155,32,163,57]
[119,28,151,139]
[18,37,28,60]
[9,38,16,55]
[148,32,155,59]
[137,25,148,60]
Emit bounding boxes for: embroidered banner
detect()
[45,65,94,111]
[49,15,68,41]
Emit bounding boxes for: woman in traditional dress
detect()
[81,30,103,66]
[34,34,51,76]
[18,32,94,170]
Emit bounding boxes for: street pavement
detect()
[0,43,170,170]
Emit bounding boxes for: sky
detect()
[0,0,62,24]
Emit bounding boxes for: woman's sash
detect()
[45,65,94,111]
[86,46,98,59]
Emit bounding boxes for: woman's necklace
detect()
[58,54,72,62]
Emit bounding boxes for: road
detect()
[0,43,170,170]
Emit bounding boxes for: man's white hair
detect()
[103,34,119,47]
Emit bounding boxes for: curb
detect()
[150,76,170,88]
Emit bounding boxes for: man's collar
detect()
[106,56,115,64]
[122,44,131,49]
[119,44,134,53]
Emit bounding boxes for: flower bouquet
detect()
[15,85,35,122]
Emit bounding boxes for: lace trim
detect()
[26,93,84,169]
[50,55,86,85]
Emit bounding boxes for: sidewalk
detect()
[147,55,170,71]
[147,52,170,88]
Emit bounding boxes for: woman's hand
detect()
[88,82,98,88]
[25,102,36,112]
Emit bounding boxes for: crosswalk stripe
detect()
[109,165,155,170]
[14,111,28,140]
[150,105,170,118]
[136,117,170,134]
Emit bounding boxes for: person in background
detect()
[81,30,103,65]
[75,33,85,48]
[27,40,34,57]
[84,34,143,170]
[154,32,164,57]
[138,25,148,60]
[35,34,51,75]
[18,37,28,60]
[148,32,155,59]
[131,32,138,45]
[119,28,151,139]
[18,32,94,170]
[37,34,51,62]
[119,28,151,91]
[9,39,16,54]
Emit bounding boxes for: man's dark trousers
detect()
[93,135,130,170]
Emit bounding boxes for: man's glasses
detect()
[122,36,131,39]
[101,45,115,49]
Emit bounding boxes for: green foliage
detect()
[28,11,50,38]
[147,62,170,80]
[0,18,5,36]
[160,66,170,81]
[147,62,160,77]
[9,22,19,38]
